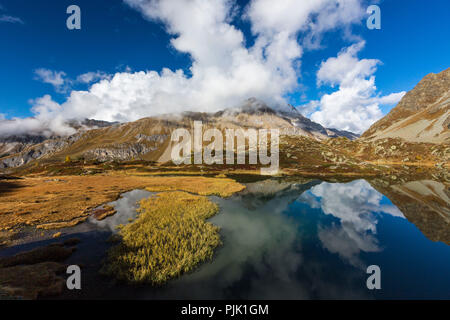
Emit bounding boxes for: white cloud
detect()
[376,91,406,105]
[316,41,379,87]
[0,15,24,24]
[298,100,320,116]
[304,0,365,48]
[0,95,76,137]
[34,68,114,94]
[76,71,111,84]
[2,0,383,137]
[34,68,68,93]
[309,41,405,133]
[246,0,365,49]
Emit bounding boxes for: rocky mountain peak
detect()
[361,67,450,143]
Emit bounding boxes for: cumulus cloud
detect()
[33,68,113,95]
[308,42,406,133]
[316,41,378,87]
[376,91,406,105]
[76,71,111,84]
[247,0,365,49]
[2,0,390,137]
[0,95,77,137]
[34,69,69,93]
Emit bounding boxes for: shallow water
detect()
[5,178,449,299]
[131,179,450,299]
[88,189,153,232]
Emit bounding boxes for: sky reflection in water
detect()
[142,179,450,300]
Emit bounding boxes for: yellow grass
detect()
[0,175,244,230]
[101,191,221,285]
[143,176,245,197]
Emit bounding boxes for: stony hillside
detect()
[361,68,450,143]
[326,136,449,167]
[0,119,118,169]
[0,102,358,169]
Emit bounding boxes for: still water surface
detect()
[5,178,449,299]
[142,178,450,299]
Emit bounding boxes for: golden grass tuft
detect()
[101,191,221,285]
[143,176,245,197]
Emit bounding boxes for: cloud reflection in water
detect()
[299,180,403,268]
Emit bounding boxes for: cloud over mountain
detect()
[1,0,404,137]
[309,42,406,133]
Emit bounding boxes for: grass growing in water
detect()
[0,175,244,231]
[101,191,221,285]
[142,176,245,197]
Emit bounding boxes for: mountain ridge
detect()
[0,102,358,169]
[2,63,450,172]
[361,68,450,143]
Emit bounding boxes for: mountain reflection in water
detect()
[55,177,450,299]
[125,178,448,300]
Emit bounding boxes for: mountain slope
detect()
[0,119,118,168]
[361,68,450,143]
[0,103,358,169]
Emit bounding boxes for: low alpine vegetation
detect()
[101,191,221,285]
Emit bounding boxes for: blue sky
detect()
[0,0,449,134]
[288,0,450,113]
